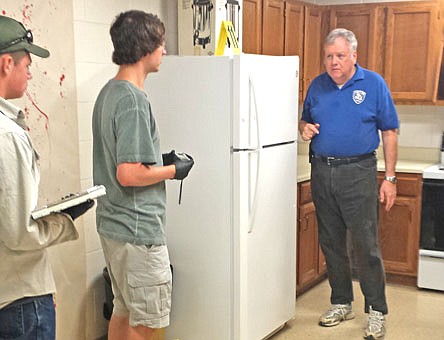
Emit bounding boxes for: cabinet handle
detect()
[303,217,309,231]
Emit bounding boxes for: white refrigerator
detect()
[145,54,299,340]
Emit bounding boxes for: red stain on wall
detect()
[21,4,33,24]
[59,74,65,86]
[59,74,66,98]
[25,90,49,130]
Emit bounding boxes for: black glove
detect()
[162,150,176,166]
[162,150,194,180]
[172,152,194,180]
[173,152,194,180]
[61,199,95,220]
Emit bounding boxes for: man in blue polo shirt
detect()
[299,28,399,340]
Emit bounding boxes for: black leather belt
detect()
[312,151,376,166]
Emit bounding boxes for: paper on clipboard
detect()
[31,185,106,219]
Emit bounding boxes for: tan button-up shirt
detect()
[0,97,78,309]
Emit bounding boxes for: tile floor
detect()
[270,279,444,340]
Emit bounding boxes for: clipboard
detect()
[31,185,106,219]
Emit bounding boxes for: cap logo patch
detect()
[352,90,366,104]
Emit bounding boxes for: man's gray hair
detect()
[325,28,358,52]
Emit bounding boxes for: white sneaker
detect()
[364,306,386,339]
[319,303,355,327]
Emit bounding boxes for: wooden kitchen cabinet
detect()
[329,4,384,73]
[377,172,422,286]
[383,2,440,102]
[284,0,305,100]
[242,0,262,54]
[302,5,324,100]
[297,180,327,296]
[242,0,324,100]
[243,0,300,56]
[242,0,285,55]
[297,172,422,294]
[244,0,443,104]
[328,1,441,103]
[284,0,304,57]
[285,1,324,101]
[262,0,285,55]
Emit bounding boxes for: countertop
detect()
[297,145,436,183]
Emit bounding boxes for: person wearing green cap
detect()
[0,15,94,339]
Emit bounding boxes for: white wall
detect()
[72,1,177,338]
[397,106,444,150]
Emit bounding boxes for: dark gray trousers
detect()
[311,155,388,314]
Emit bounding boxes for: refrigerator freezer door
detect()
[233,54,299,149]
[233,142,297,339]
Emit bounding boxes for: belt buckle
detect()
[326,156,335,165]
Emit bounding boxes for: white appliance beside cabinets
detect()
[418,164,444,291]
[145,54,299,340]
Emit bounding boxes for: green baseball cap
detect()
[0,15,49,58]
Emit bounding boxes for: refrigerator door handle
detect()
[248,149,260,234]
[247,75,262,234]
[249,76,261,149]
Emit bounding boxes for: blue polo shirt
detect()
[302,64,399,157]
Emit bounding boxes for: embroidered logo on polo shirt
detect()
[352,90,366,104]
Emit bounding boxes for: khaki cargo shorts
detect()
[100,236,172,328]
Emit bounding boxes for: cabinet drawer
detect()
[299,181,313,204]
[397,177,421,197]
[378,173,421,197]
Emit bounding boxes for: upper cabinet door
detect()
[242,0,263,54]
[303,5,323,99]
[285,0,304,57]
[384,3,440,102]
[285,0,305,101]
[243,0,285,55]
[329,5,384,73]
[262,0,285,55]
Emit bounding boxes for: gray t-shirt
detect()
[92,79,166,245]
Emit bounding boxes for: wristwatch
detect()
[384,175,397,184]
